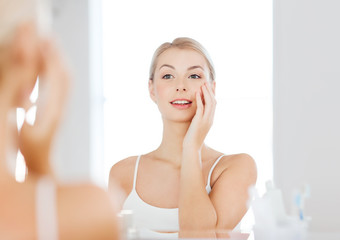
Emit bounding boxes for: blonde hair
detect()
[149,37,216,82]
[0,0,51,46]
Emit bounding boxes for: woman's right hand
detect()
[19,39,70,176]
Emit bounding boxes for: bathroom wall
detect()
[273,0,340,232]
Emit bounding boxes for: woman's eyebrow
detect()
[159,64,204,71]
[187,65,204,71]
[159,64,175,70]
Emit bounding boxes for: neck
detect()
[0,108,14,183]
[0,88,17,183]
[154,118,208,167]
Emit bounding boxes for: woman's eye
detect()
[162,74,173,79]
[189,74,201,79]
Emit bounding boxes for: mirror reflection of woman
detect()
[109,37,257,238]
[0,0,119,239]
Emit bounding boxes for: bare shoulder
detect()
[227,153,256,168]
[109,156,138,195]
[58,183,119,240]
[209,153,257,229]
[110,156,137,179]
[221,153,257,182]
[211,153,257,187]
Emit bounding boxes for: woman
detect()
[109,37,257,238]
[0,0,119,239]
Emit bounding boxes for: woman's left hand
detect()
[183,82,216,151]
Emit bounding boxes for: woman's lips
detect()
[170,99,193,109]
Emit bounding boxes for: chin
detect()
[164,113,195,123]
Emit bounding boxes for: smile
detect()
[170,100,192,105]
[170,99,193,109]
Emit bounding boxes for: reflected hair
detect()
[149,37,216,82]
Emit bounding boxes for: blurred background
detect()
[13,0,340,234]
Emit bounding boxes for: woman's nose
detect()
[176,78,187,92]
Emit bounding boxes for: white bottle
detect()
[263,181,288,225]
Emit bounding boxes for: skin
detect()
[0,22,119,240]
[109,47,257,236]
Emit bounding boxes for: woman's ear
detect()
[148,79,157,103]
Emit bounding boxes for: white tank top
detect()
[122,154,225,239]
[36,176,58,240]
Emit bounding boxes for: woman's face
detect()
[149,48,215,123]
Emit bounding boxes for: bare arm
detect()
[179,148,217,231]
[178,83,257,232]
[179,83,217,231]
[179,152,257,232]
[108,157,135,210]
[211,154,257,230]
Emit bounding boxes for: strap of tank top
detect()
[206,155,225,189]
[36,176,58,240]
[132,155,142,190]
